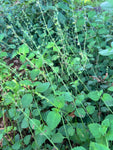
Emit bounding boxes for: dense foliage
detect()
[1,0,113,149]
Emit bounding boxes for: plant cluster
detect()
[1,0,113,150]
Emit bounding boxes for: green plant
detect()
[1,0,113,150]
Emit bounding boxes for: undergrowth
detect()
[0,0,113,149]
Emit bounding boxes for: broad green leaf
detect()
[35,134,46,147]
[42,125,52,136]
[12,141,21,150]
[111,42,113,47]
[29,119,40,130]
[53,96,65,108]
[35,57,43,68]
[28,53,35,59]
[30,69,40,80]
[98,28,108,35]
[99,119,110,136]
[105,114,113,121]
[24,135,31,145]
[20,55,26,63]
[75,94,85,106]
[88,90,102,101]
[0,133,3,140]
[76,124,89,142]
[44,6,56,12]
[21,94,33,108]
[5,81,16,89]
[4,94,13,106]
[35,82,50,93]
[5,126,13,133]
[67,126,75,136]
[46,111,61,130]
[89,142,110,150]
[77,17,84,27]
[100,1,113,10]
[72,146,86,150]
[102,119,110,128]
[74,108,86,118]
[46,42,54,49]
[0,51,7,58]
[51,133,64,143]
[106,123,113,141]
[86,105,95,114]
[19,44,29,54]
[53,46,60,52]
[99,49,113,56]
[102,93,113,106]
[63,92,74,102]
[88,123,101,138]
[0,33,5,41]
[47,19,53,28]
[105,115,113,140]
[21,118,29,129]
[56,2,70,11]
[108,86,113,91]
[58,12,66,24]
[19,80,32,86]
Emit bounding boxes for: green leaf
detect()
[53,46,60,52]
[75,94,85,106]
[98,28,108,35]
[88,90,102,101]
[106,124,113,141]
[53,96,65,108]
[89,142,110,150]
[0,133,3,140]
[72,146,86,150]
[29,119,40,130]
[30,69,40,80]
[24,135,31,145]
[99,49,113,56]
[86,105,95,115]
[51,133,64,143]
[57,2,69,11]
[108,86,113,91]
[74,108,86,118]
[35,57,43,68]
[105,115,113,141]
[19,44,29,54]
[111,42,113,47]
[28,52,35,59]
[35,134,46,147]
[102,93,113,106]
[20,55,26,62]
[4,94,13,105]
[21,94,33,108]
[44,6,56,12]
[12,141,21,150]
[0,33,5,41]
[35,82,50,93]
[0,51,7,58]
[58,12,66,24]
[88,123,101,139]
[63,92,74,102]
[46,111,61,130]
[101,1,113,10]
[21,118,29,129]
[99,119,110,136]
[76,124,89,142]
[46,42,54,49]
[67,126,75,136]
[19,80,32,86]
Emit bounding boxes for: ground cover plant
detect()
[1,0,113,149]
